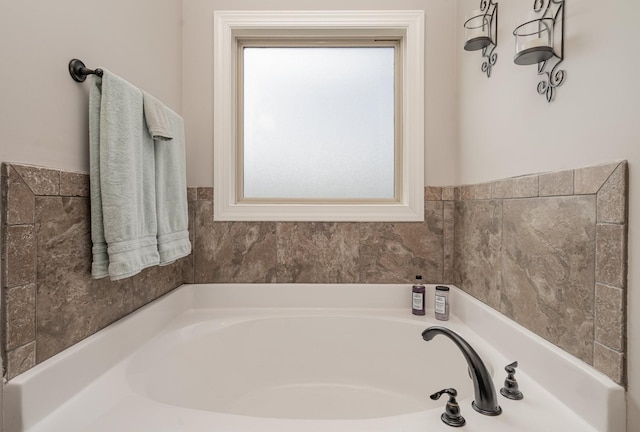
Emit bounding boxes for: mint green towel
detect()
[89,70,160,280]
[142,91,173,141]
[151,106,192,264]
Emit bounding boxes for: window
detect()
[242,42,397,201]
[214,11,425,221]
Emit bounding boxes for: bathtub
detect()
[5,284,625,432]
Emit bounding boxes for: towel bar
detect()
[69,59,103,82]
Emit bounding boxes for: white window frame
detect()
[213,10,425,222]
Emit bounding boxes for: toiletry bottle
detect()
[412,275,426,315]
[435,285,450,321]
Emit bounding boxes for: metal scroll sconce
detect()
[513,0,566,102]
[463,0,498,78]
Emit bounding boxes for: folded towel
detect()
[88,78,109,278]
[154,108,192,264]
[142,91,173,141]
[89,70,160,280]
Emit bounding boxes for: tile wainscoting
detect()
[1,164,185,379]
[2,161,627,385]
[453,162,627,384]
[182,189,451,284]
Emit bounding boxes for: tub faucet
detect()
[422,326,502,416]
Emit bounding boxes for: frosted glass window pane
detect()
[243,47,395,200]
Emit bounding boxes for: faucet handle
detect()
[505,360,518,374]
[430,388,466,427]
[500,361,524,400]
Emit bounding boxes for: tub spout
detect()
[422,326,502,416]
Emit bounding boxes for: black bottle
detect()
[412,275,425,315]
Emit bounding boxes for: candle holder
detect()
[513,0,565,102]
[463,0,498,78]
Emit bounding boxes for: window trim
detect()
[213,10,425,221]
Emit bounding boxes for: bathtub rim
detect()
[4,283,625,432]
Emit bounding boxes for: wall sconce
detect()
[463,0,498,78]
[513,0,565,102]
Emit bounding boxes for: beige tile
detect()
[277,222,359,283]
[574,162,618,195]
[181,198,196,283]
[453,200,502,309]
[596,224,626,288]
[5,283,36,350]
[7,342,36,380]
[7,165,35,225]
[454,186,463,201]
[474,183,492,199]
[198,201,277,283]
[36,284,134,364]
[132,262,182,310]
[6,225,36,287]
[187,187,198,202]
[593,342,624,384]
[34,196,133,363]
[361,201,444,284]
[460,184,491,200]
[181,255,194,284]
[597,162,627,224]
[443,201,455,284]
[193,197,276,283]
[539,170,574,196]
[194,200,215,282]
[197,187,213,201]
[595,284,625,352]
[209,221,277,282]
[459,185,475,200]
[501,196,596,363]
[512,175,539,198]
[13,164,60,195]
[60,171,90,197]
[442,186,455,201]
[490,179,514,199]
[424,186,442,201]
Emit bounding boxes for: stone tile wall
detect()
[181,188,453,284]
[2,161,628,386]
[1,163,184,379]
[453,161,627,384]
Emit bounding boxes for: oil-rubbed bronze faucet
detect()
[422,326,502,416]
[430,387,466,427]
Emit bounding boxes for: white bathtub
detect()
[5,284,625,432]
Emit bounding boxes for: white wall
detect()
[182,0,458,187]
[456,0,640,430]
[0,0,183,174]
